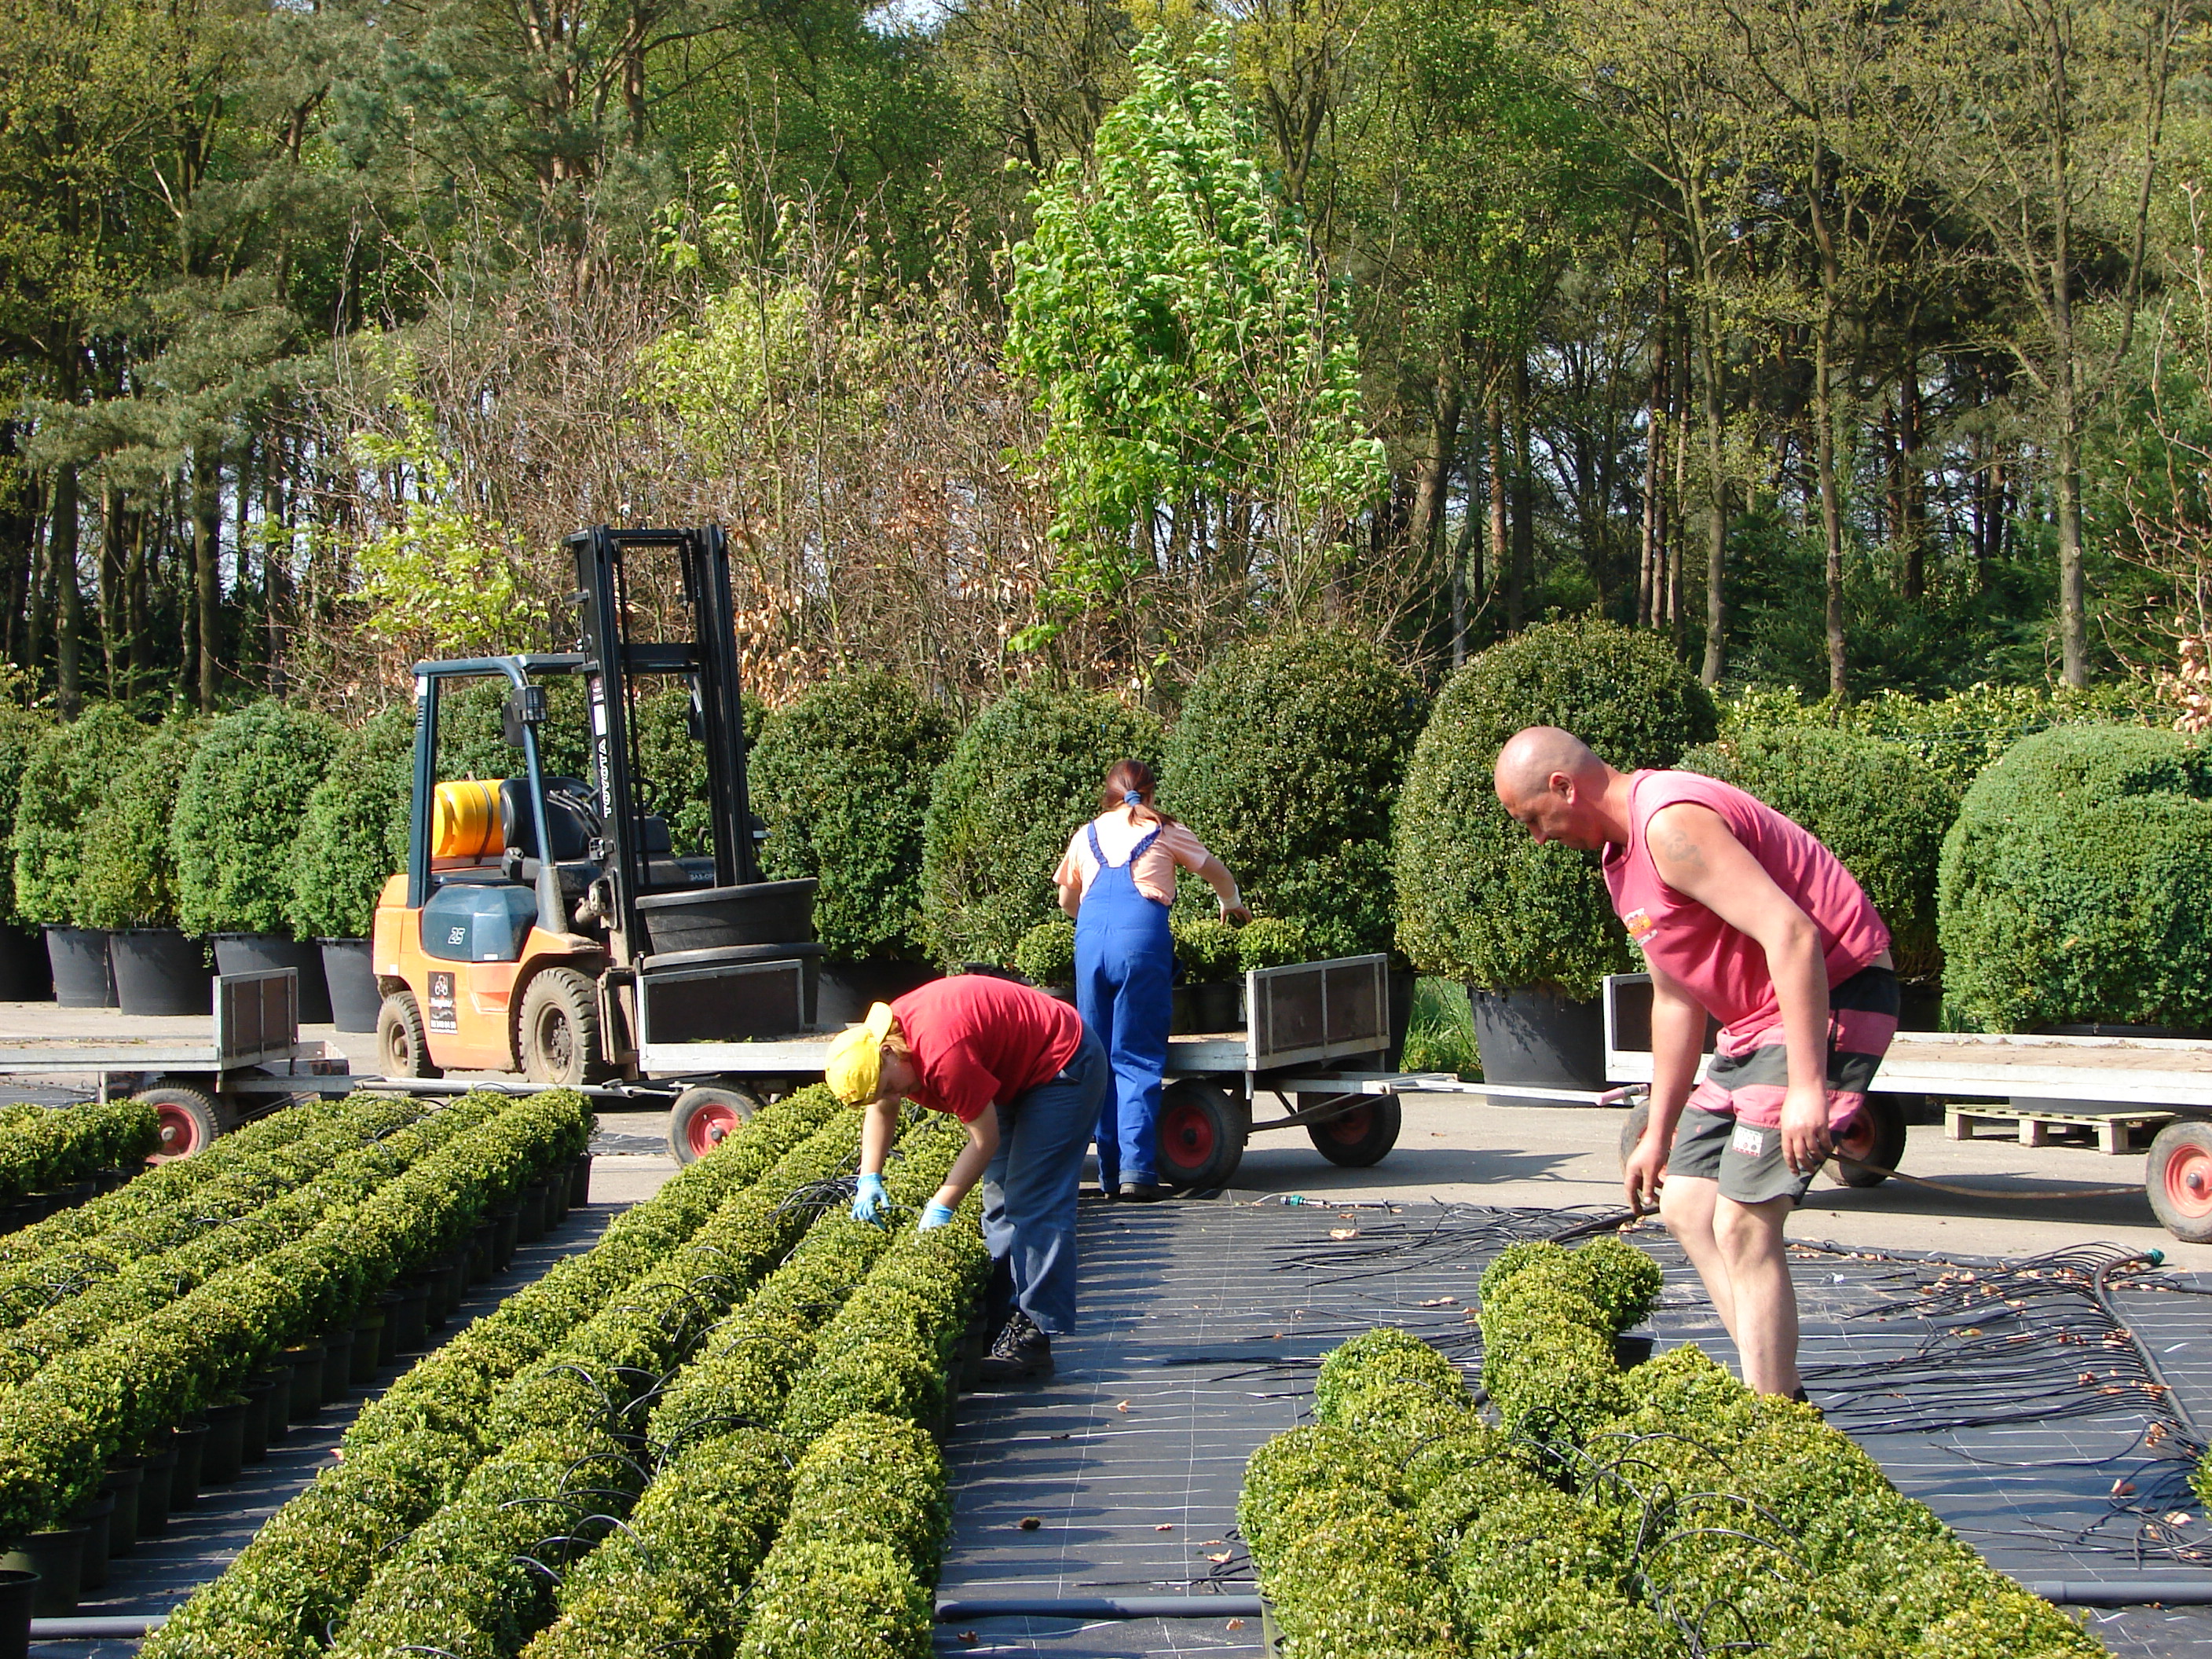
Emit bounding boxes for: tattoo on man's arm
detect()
[1654,822,1705,871]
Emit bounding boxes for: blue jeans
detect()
[981,1027,1108,1336]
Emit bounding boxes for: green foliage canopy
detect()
[11,705,145,929]
[171,701,344,937]
[1396,617,1717,996]
[749,672,956,961]
[1680,728,1959,983]
[1939,724,2212,1032]
[0,705,54,928]
[1163,631,1428,959]
[78,718,208,932]
[288,708,417,941]
[921,686,1161,966]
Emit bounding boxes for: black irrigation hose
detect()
[2092,1253,2204,1441]
[932,1595,1264,1621]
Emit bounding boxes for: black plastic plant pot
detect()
[466,1223,495,1287]
[492,1208,519,1273]
[239,1376,275,1463]
[319,1328,355,1403]
[318,938,380,1033]
[634,877,817,955]
[43,927,113,1009]
[1,1525,84,1616]
[518,1179,551,1244]
[0,928,50,1002]
[815,958,941,1029]
[108,928,211,1017]
[378,1286,428,1363]
[211,933,332,1024]
[569,1153,594,1210]
[199,1400,247,1485]
[135,1445,175,1536]
[168,1421,207,1509]
[350,1314,385,1385]
[0,1569,33,1659]
[65,1495,112,1591]
[284,1345,324,1421]
[1468,985,1606,1090]
[100,1461,142,1556]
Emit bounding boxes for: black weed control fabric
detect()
[936,1196,2212,1658]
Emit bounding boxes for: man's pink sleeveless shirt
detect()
[1599,770,1889,1046]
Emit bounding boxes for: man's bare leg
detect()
[1711,1192,1800,1396]
[1656,1174,1739,1342]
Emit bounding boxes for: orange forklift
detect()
[370,526,821,1091]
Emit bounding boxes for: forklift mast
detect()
[566,526,760,958]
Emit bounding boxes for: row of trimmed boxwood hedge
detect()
[0,1086,588,1547]
[1242,1239,2101,1659]
[0,1099,160,1212]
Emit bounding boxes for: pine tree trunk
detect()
[52,463,82,718]
[193,444,222,712]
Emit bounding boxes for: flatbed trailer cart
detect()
[0,971,356,1156]
[646,954,1454,1188]
[1602,972,2212,1243]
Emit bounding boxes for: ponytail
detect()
[1100,759,1176,827]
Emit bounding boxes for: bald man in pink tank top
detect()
[1493,725,1899,1401]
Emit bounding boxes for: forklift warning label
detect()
[427,972,458,1034]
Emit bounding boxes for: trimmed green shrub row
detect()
[1243,1240,2101,1659]
[320,1105,868,1659]
[10,705,144,930]
[143,1086,843,1659]
[0,1087,589,1541]
[0,1095,430,1331]
[172,701,346,938]
[1478,1236,1659,1446]
[522,1115,967,1658]
[0,1099,160,1207]
[0,1095,493,1388]
[77,718,207,932]
[286,705,414,941]
[0,705,53,928]
[0,1100,352,1265]
[1939,724,2212,1031]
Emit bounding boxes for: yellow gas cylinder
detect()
[431,780,503,859]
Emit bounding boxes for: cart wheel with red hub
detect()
[1833,1094,1909,1188]
[1155,1080,1247,1191]
[1306,1096,1401,1167]
[2148,1119,2212,1243]
[668,1085,762,1166]
[137,1085,221,1160]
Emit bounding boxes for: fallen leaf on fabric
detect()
[2166,1511,2195,1527]
[1329,1228,1358,1240]
[1117,1400,1132,1412]
[1155,1523,1174,1531]
[1226,1619,1247,1631]
[2111,1480,2137,1498]
[1207,1551,1232,1563]
[958,1632,980,1646]
[1418,1296,1456,1307]
[1019,1515,1043,1529]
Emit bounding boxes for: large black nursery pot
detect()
[42,927,113,1009]
[1469,985,1606,1090]
[0,1567,34,1659]
[318,938,380,1033]
[0,1525,83,1617]
[212,933,331,1024]
[815,958,942,1029]
[0,929,49,1002]
[108,928,212,1017]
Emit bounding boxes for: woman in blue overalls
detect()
[1055,760,1248,1200]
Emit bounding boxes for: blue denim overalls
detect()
[1075,817,1175,1188]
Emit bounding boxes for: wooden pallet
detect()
[1944,1103,2176,1155]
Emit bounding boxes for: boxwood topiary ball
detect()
[1938,723,2212,1031]
[1395,616,1716,997]
[78,717,207,932]
[11,704,145,930]
[170,700,344,939]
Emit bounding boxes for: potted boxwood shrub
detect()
[11,705,145,1007]
[1681,727,1959,1026]
[1170,915,1240,1031]
[287,708,416,1034]
[1013,918,1077,1003]
[633,683,767,858]
[1162,632,1429,962]
[170,700,343,1024]
[1939,723,2212,1034]
[920,687,1162,969]
[78,718,212,1016]
[1395,615,1717,1086]
[749,672,957,1024]
[0,705,56,999]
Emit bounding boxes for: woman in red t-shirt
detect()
[826,973,1108,1382]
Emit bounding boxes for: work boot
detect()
[1117,1179,1175,1203]
[976,1312,1053,1384]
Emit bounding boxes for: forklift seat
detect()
[500,777,596,863]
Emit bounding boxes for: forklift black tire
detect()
[1618,1100,1652,1170]
[668,1086,761,1166]
[1156,1080,1246,1191]
[2148,1119,2212,1243]
[137,1086,220,1160]
[519,968,612,1086]
[377,992,443,1080]
[1306,1097,1402,1167]
[1834,1094,1908,1188]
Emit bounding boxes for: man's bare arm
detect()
[1624,962,1707,1210]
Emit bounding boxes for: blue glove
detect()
[917,1202,955,1232]
[851,1172,889,1225]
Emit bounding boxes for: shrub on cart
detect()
[1162,631,1428,961]
[921,685,1160,967]
[750,670,958,965]
[632,682,767,855]
[1682,726,1958,985]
